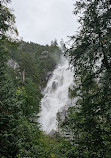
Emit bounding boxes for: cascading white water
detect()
[39,56,74,133]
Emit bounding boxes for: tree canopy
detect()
[59,0,111,157]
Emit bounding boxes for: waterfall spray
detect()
[39,56,74,133]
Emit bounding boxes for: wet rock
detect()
[52,81,58,90]
[59,109,67,121]
[46,71,53,80]
[49,129,60,138]
[49,129,55,136]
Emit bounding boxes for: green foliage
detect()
[4,0,111,157]
[7,40,62,87]
[60,0,111,157]
[16,117,42,158]
[17,78,42,118]
[0,0,18,39]
[38,132,71,158]
[0,1,18,157]
[0,1,68,158]
[0,1,41,157]
[0,66,23,157]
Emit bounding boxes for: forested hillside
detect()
[0,0,111,158]
[8,39,62,85]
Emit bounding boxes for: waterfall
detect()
[39,56,74,133]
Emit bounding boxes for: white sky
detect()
[11,0,79,45]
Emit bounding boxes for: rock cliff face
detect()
[8,59,25,83]
[8,59,19,70]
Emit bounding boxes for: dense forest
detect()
[0,0,111,158]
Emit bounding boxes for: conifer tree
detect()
[0,1,20,157]
[61,0,111,157]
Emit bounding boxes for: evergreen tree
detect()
[0,1,20,157]
[60,0,111,157]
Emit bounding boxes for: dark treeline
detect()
[0,0,111,158]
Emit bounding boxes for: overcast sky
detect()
[11,0,79,45]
